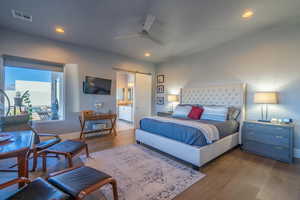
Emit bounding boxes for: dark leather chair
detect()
[0,177,71,200]
[0,166,118,200]
[40,140,89,171]
[31,132,61,171]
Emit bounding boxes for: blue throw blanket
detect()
[140,118,208,147]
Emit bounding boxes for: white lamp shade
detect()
[254,92,278,104]
[167,94,179,102]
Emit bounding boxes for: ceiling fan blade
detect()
[145,34,163,45]
[143,14,156,32]
[114,33,140,40]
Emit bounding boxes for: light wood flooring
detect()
[1,129,299,200]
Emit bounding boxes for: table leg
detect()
[17,152,28,188]
[112,118,117,136]
[80,119,86,139]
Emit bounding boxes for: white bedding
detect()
[144,116,220,144]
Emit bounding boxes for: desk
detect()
[0,131,34,187]
[79,113,117,139]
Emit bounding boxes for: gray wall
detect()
[156,23,300,149]
[0,28,155,133]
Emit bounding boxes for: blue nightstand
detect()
[242,120,294,163]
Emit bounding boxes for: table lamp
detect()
[254,92,278,122]
[168,94,179,112]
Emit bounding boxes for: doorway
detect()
[116,71,135,131]
[116,71,152,130]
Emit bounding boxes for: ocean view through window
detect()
[4,66,64,121]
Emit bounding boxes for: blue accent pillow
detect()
[172,105,192,118]
[201,106,228,122]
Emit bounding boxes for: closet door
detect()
[134,73,152,128]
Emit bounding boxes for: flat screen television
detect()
[83,76,112,95]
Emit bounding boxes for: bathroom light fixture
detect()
[55,27,65,34]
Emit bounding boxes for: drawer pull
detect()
[275,136,283,139]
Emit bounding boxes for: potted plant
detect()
[21,91,33,121]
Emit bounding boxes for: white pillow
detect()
[172,105,192,118]
[201,106,228,122]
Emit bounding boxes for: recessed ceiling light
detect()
[242,10,254,19]
[144,52,151,57]
[55,27,65,34]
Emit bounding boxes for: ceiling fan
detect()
[114,14,163,45]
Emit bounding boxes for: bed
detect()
[135,83,246,169]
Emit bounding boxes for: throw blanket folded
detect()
[143,116,220,144]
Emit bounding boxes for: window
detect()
[4,66,64,121]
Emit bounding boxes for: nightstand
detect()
[242,120,294,163]
[157,111,173,117]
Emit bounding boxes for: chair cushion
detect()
[45,140,86,154]
[7,178,70,200]
[36,137,61,150]
[48,166,111,197]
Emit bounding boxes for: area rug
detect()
[80,144,205,200]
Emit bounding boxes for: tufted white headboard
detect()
[180,84,246,108]
[181,83,247,120]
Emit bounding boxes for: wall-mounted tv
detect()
[83,76,112,95]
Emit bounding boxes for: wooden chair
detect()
[0,122,61,172]
[31,132,61,171]
[7,132,61,172]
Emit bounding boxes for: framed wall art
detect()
[156,97,164,105]
[157,85,164,93]
[157,75,165,84]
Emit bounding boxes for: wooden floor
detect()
[1,129,299,200]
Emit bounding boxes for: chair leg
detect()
[42,152,47,172]
[67,154,73,168]
[85,144,89,158]
[32,150,38,172]
[110,179,118,200]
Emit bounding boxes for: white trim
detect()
[294,148,300,158]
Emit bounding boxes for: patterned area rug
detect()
[81,144,205,200]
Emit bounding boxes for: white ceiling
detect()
[1,0,300,63]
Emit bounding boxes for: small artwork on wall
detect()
[157,75,165,84]
[157,85,164,93]
[156,97,164,105]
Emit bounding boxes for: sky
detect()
[5,66,51,90]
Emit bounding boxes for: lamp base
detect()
[258,120,271,123]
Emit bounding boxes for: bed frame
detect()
[136,83,246,168]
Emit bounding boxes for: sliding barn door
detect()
[134,73,152,128]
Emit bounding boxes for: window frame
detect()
[2,64,65,122]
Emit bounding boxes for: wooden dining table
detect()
[0,130,35,187]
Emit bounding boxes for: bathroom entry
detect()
[116,71,135,131]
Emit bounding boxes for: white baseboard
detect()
[294,148,300,158]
